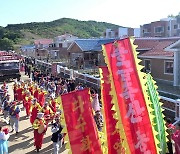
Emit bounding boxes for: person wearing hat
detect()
[30,98,42,124]
[32,112,47,152]
[51,114,63,154]
[9,101,20,134]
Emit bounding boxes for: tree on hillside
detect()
[0,38,14,51]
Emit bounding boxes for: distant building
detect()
[67,38,115,68]
[48,34,78,60]
[52,34,78,48]
[140,17,180,37]
[134,37,180,87]
[34,39,53,59]
[34,39,53,49]
[103,27,140,38]
[20,45,35,57]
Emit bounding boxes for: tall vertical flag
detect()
[102,38,158,153]
[61,89,103,154]
[99,66,125,154]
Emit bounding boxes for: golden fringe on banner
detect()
[102,45,130,154]
[129,37,168,153]
[56,96,72,154]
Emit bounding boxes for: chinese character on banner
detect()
[72,97,84,113]
[81,136,92,152]
[113,140,125,154]
[75,114,86,132]
[125,100,145,123]
[135,131,151,154]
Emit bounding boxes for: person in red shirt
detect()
[22,89,28,108]
[32,112,47,152]
[38,87,46,107]
[16,84,23,102]
[33,85,39,100]
[41,102,54,124]
[30,98,42,124]
[24,92,33,117]
[49,95,57,113]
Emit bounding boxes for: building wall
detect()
[151,21,167,37]
[141,58,174,81]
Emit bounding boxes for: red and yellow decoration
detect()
[99,66,125,154]
[102,38,158,153]
[61,89,103,154]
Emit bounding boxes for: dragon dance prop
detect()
[101,37,167,154]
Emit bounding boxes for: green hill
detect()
[0,18,121,51]
[6,18,121,39]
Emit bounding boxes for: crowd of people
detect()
[0,67,103,153]
[0,58,179,154]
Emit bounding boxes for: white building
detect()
[53,34,78,48]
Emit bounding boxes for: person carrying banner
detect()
[32,112,47,152]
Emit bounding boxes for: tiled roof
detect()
[74,38,115,52]
[134,37,180,57]
[34,39,53,45]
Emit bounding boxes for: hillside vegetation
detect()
[0,18,121,51]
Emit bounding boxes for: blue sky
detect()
[0,0,180,28]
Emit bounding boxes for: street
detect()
[0,72,69,154]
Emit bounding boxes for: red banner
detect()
[103,38,157,153]
[100,66,125,154]
[61,89,102,154]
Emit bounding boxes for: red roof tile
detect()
[34,39,53,45]
[134,37,180,57]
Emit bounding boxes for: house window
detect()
[59,43,63,48]
[154,26,164,33]
[144,59,151,72]
[174,25,178,29]
[168,26,170,30]
[164,61,173,74]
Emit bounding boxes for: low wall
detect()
[35,60,179,122]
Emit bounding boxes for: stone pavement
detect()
[0,73,69,154]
